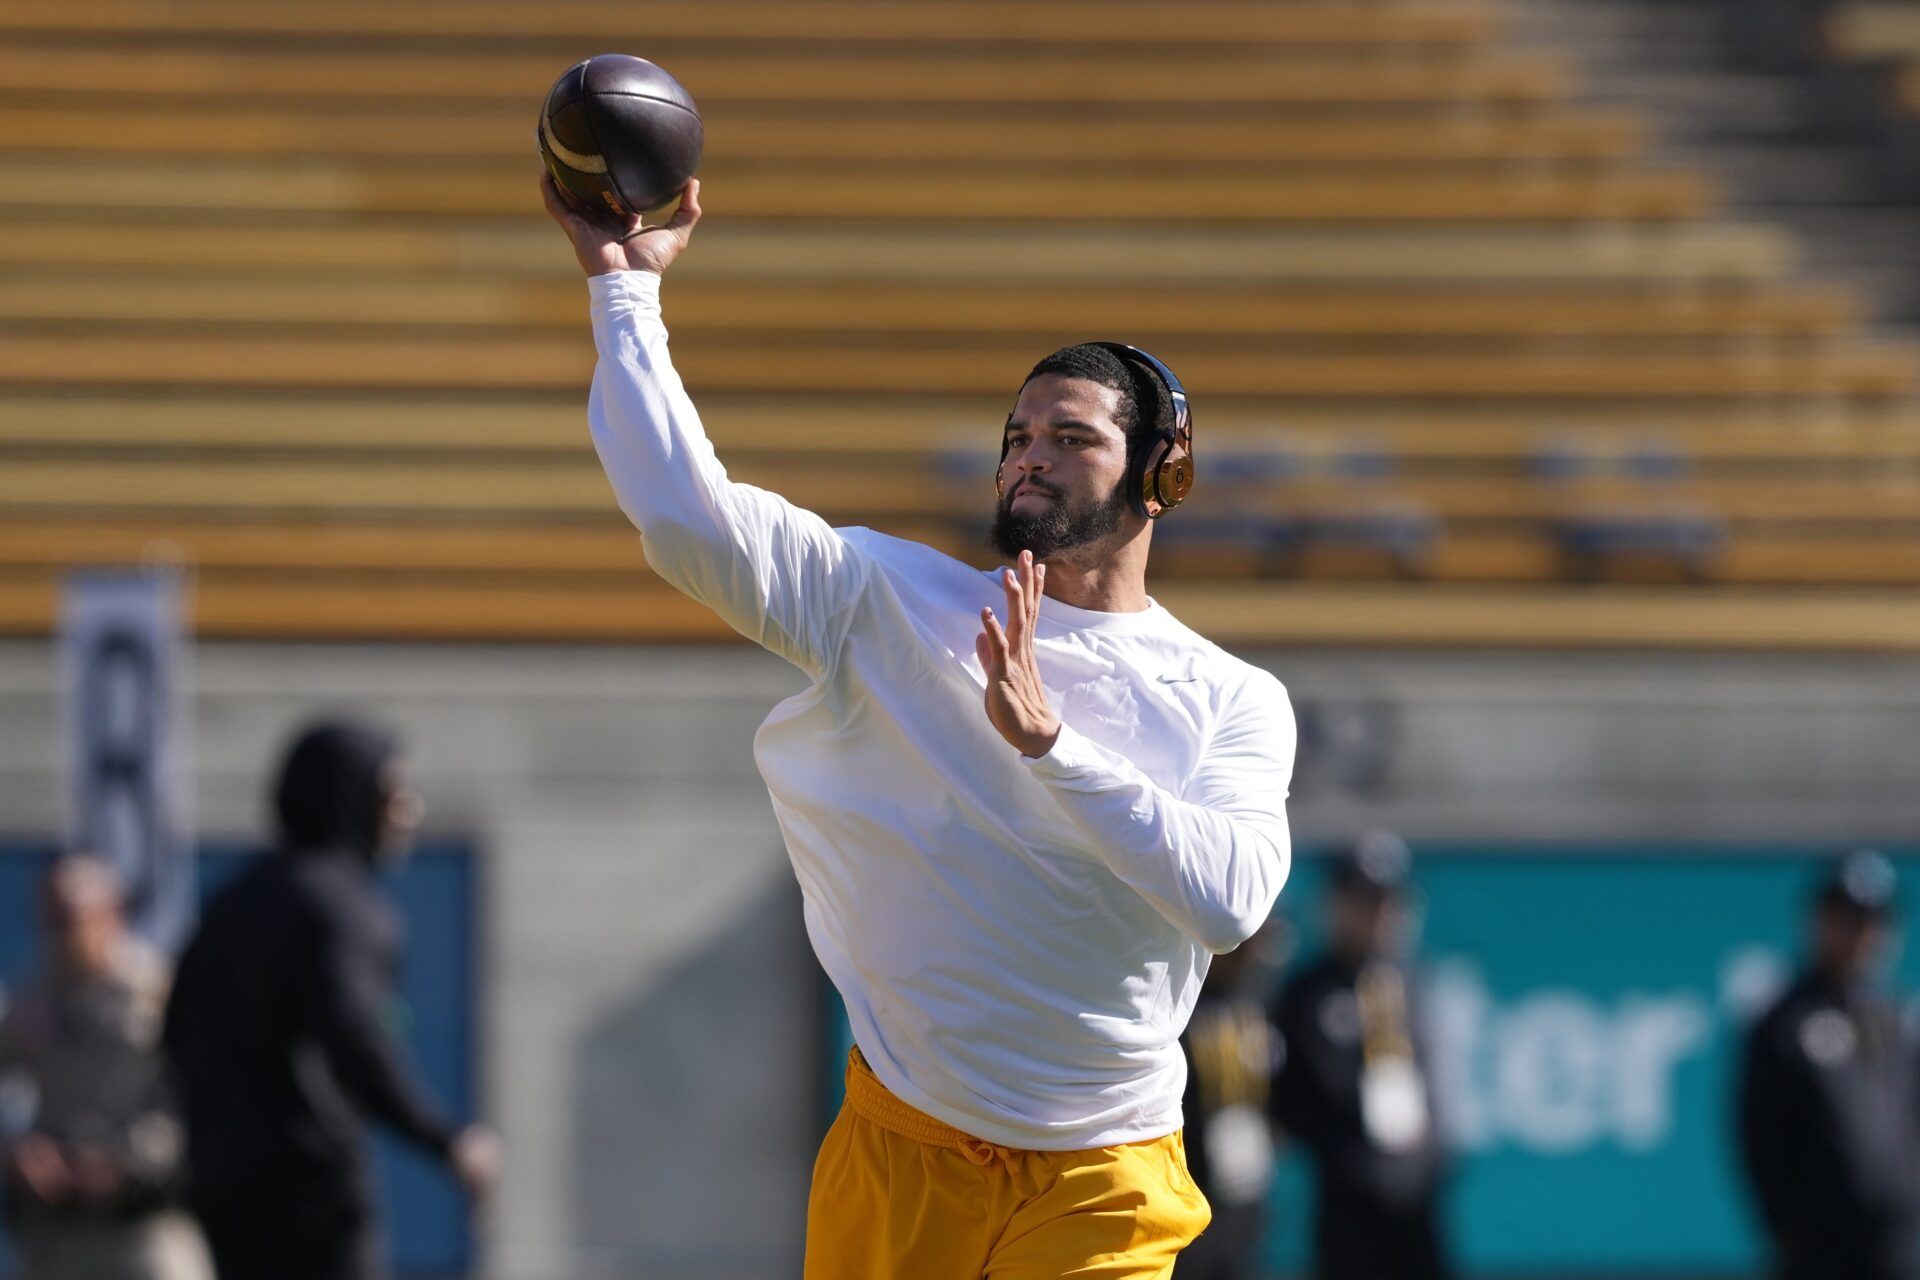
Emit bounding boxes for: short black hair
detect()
[1019,343,1167,455]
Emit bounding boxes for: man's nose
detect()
[1015,445,1053,473]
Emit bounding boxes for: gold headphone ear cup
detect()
[1154,448,1192,513]
[1164,457,1192,506]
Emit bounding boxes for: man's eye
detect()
[1007,435,1029,448]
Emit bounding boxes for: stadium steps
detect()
[0,45,1575,108]
[0,222,1802,285]
[0,108,1649,166]
[0,334,1909,399]
[1,0,1917,644]
[0,157,1718,224]
[5,395,1914,463]
[1528,0,1920,324]
[0,0,1505,47]
[1,457,1912,526]
[0,277,1859,339]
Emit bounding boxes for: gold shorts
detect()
[805,1049,1212,1279]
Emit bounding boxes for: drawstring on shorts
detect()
[846,1048,1029,1175]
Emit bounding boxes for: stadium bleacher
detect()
[1,0,1918,645]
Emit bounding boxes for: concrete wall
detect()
[2,638,1917,1278]
[1265,649,1920,841]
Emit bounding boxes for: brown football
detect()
[538,54,703,221]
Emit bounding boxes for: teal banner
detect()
[1260,842,1920,1275]
[823,842,1920,1274]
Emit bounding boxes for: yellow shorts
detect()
[805,1050,1212,1279]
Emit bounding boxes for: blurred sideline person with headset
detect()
[1738,851,1920,1280]
[1179,917,1291,1280]
[1271,833,1453,1280]
[542,174,1297,1278]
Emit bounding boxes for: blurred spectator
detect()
[1179,921,1288,1280]
[163,720,497,1280]
[1270,833,1452,1280]
[0,854,211,1280]
[1737,850,1920,1280]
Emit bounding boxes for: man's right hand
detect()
[540,173,702,279]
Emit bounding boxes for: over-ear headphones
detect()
[997,343,1195,520]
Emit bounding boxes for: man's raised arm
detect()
[542,174,867,676]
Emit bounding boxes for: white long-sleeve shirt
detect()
[588,270,1296,1150]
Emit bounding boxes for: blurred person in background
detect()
[1270,833,1451,1280]
[0,854,211,1280]
[163,720,498,1280]
[1737,849,1920,1280]
[1179,920,1288,1280]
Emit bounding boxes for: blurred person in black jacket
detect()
[163,721,497,1280]
[1270,833,1451,1280]
[1738,850,1920,1280]
[1179,922,1288,1280]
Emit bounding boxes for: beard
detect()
[989,475,1130,561]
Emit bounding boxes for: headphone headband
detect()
[1092,342,1195,519]
[1093,342,1188,445]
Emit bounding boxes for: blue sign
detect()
[0,842,479,1279]
[60,569,195,952]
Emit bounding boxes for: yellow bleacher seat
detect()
[0,0,1914,645]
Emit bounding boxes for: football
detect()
[538,54,703,222]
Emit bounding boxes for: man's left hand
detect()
[977,550,1062,758]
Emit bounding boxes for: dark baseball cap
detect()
[1817,849,1898,918]
[1329,830,1413,898]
